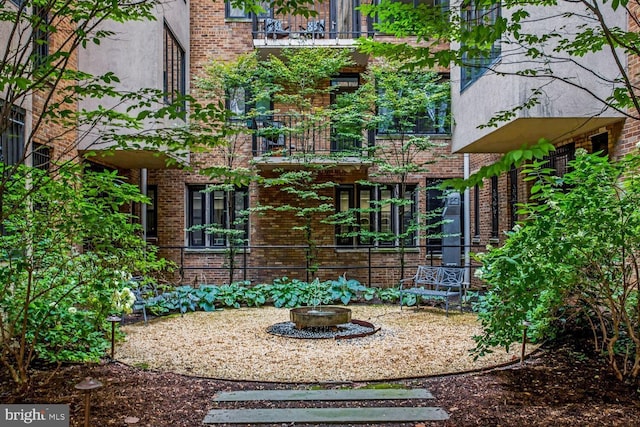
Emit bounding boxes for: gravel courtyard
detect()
[116,305,530,382]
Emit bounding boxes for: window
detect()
[591,132,609,156]
[335,184,416,247]
[376,73,450,135]
[425,179,464,254]
[225,1,271,19]
[508,167,518,229]
[490,175,499,239]
[163,24,186,111]
[146,185,158,238]
[368,0,446,34]
[473,184,480,241]
[543,143,575,178]
[32,143,50,171]
[461,0,501,89]
[187,186,249,247]
[32,6,49,68]
[1,105,25,165]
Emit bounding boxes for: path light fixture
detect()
[521,320,532,365]
[75,377,103,427]
[107,315,122,360]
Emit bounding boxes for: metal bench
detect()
[399,266,465,316]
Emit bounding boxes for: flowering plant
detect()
[111,287,137,314]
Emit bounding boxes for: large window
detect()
[225,1,271,19]
[163,24,186,111]
[460,0,501,89]
[32,6,49,67]
[377,73,450,135]
[187,186,249,247]
[1,105,25,165]
[335,184,417,247]
[369,0,447,34]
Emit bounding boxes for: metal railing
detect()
[251,113,373,157]
[252,0,364,41]
[156,243,484,289]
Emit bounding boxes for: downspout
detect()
[140,168,147,242]
[463,153,471,287]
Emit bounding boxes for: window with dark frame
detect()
[335,183,416,247]
[543,143,575,177]
[369,0,448,34]
[591,132,609,156]
[163,24,186,112]
[1,105,26,165]
[508,167,518,229]
[425,178,464,254]
[490,175,499,239]
[473,184,480,241]
[32,143,50,171]
[146,185,158,238]
[187,185,249,247]
[32,6,49,68]
[225,1,271,19]
[376,73,450,135]
[461,0,502,89]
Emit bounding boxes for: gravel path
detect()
[116,305,530,382]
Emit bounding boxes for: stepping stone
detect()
[203,407,450,424]
[213,388,434,402]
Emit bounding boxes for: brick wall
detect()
[147,0,465,288]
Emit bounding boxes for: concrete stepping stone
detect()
[203,407,450,424]
[213,388,434,402]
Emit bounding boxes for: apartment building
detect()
[15,0,452,286]
[450,0,632,246]
[152,0,464,286]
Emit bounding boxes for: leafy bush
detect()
[474,150,640,382]
[328,274,368,305]
[0,164,170,387]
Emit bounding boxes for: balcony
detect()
[251,0,369,56]
[250,113,374,167]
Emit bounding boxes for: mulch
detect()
[2,334,639,427]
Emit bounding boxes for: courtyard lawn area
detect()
[116,305,531,382]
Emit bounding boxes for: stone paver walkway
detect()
[203,388,449,424]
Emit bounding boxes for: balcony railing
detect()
[252,0,364,41]
[250,113,374,157]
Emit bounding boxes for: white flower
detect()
[575,147,588,156]
[474,268,485,279]
[68,307,78,314]
[111,288,137,314]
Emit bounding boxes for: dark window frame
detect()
[460,0,502,90]
[376,72,451,135]
[335,183,417,247]
[508,167,518,229]
[146,185,158,238]
[187,185,249,248]
[591,132,609,156]
[163,23,186,112]
[473,184,480,240]
[490,175,499,239]
[32,142,50,171]
[1,104,26,165]
[225,1,271,19]
[32,5,49,67]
